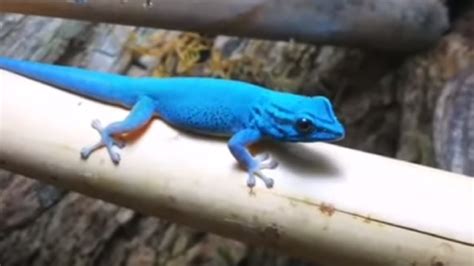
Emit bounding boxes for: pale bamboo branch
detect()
[0,69,473,265]
[0,0,448,52]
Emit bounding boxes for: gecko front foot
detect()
[247,153,279,189]
[80,119,124,164]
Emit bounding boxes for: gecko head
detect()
[258,95,345,142]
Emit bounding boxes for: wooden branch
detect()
[0,69,473,266]
[0,0,448,52]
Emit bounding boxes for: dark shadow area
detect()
[447,0,474,22]
[266,142,342,178]
[171,128,342,178]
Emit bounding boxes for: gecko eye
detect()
[295,118,315,134]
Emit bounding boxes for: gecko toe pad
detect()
[80,119,124,164]
[246,153,278,189]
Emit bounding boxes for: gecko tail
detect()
[0,56,136,107]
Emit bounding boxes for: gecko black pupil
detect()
[296,118,314,133]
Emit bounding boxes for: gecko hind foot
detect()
[247,153,279,189]
[80,119,123,164]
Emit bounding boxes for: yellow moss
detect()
[131,32,214,76]
[209,51,236,79]
[126,31,269,81]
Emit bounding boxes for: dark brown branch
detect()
[0,0,448,52]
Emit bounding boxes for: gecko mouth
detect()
[316,126,345,142]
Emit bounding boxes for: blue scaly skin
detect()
[0,57,345,188]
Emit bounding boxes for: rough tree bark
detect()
[0,2,473,265]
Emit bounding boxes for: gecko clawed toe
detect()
[247,170,274,189]
[80,119,124,164]
[80,141,104,160]
[255,171,275,188]
[246,153,278,189]
[256,153,279,170]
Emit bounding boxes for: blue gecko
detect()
[0,57,345,188]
